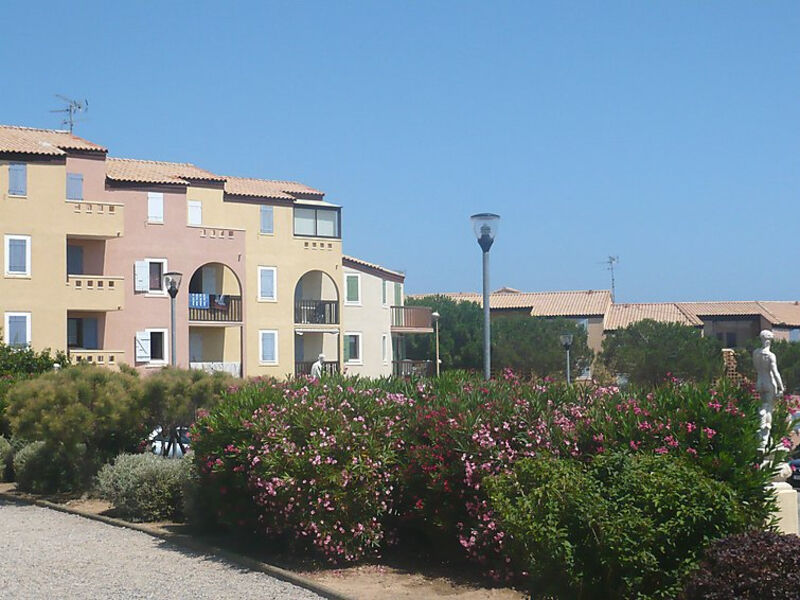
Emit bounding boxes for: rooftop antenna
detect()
[600,255,619,302]
[50,95,88,133]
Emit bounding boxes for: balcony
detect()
[188,294,242,322]
[295,300,339,325]
[392,359,434,377]
[68,349,125,370]
[391,306,434,333]
[295,360,340,377]
[63,200,124,239]
[65,275,124,311]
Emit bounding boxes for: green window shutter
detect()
[394,282,402,306]
[346,275,359,303]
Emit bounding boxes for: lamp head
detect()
[431,311,440,322]
[560,333,574,350]
[470,213,500,252]
[163,271,183,298]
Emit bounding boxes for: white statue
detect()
[753,330,784,453]
[310,353,325,379]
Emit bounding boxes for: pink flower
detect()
[686,447,697,456]
[629,440,641,451]
[702,427,716,440]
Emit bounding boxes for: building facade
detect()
[1,125,426,378]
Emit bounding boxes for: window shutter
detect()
[260,205,273,234]
[382,280,387,305]
[134,260,149,292]
[148,193,164,223]
[187,200,202,226]
[8,163,26,195]
[346,276,359,302]
[261,331,276,362]
[394,282,402,306]
[344,336,351,362]
[135,331,151,362]
[8,239,27,273]
[260,268,275,300]
[8,315,28,347]
[66,173,83,200]
[83,318,99,350]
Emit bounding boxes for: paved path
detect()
[0,500,324,600]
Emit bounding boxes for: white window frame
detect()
[344,332,362,365]
[257,266,277,302]
[259,205,274,235]
[344,273,361,306]
[187,199,202,226]
[258,329,279,365]
[4,234,31,277]
[382,334,388,363]
[145,258,168,295]
[144,328,168,366]
[147,192,164,224]
[4,312,31,347]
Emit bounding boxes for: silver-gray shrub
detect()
[96,453,192,522]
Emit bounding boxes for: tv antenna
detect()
[50,95,88,133]
[600,255,619,302]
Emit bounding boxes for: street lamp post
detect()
[432,311,441,377]
[560,333,574,385]
[163,272,183,367]
[470,213,500,381]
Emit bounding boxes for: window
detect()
[5,235,30,277]
[66,244,84,275]
[260,205,274,234]
[791,329,800,343]
[725,332,737,348]
[8,163,26,196]
[67,317,98,349]
[187,200,202,226]
[134,259,167,293]
[382,334,388,363]
[259,330,278,364]
[344,333,361,364]
[147,192,164,223]
[258,266,277,301]
[345,274,361,305]
[66,173,83,201]
[4,312,30,347]
[576,318,589,331]
[293,207,341,238]
[382,280,388,305]
[394,282,403,306]
[135,329,167,364]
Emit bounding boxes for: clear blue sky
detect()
[2,2,798,302]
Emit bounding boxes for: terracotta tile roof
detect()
[755,302,800,327]
[106,158,223,185]
[676,301,770,317]
[0,124,106,155]
[418,290,612,316]
[343,255,404,281]
[604,303,703,330]
[224,175,324,199]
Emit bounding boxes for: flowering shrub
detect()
[0,435,11,481]
[191,377,412,562]
[190,370,787,585]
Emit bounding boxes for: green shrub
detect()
[96,453,192,522]
[0,435,11,481]
[13,441,90,494]
[680,530,800,599]
[486,452,753,600]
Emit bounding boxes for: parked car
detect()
[787,459,800,489]
[148,426,191,458]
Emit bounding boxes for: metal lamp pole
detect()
[163,272,183,367]
[432,311,441,376]
[471,213,500,381]
[560,333,574,385]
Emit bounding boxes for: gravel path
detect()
[0,500,324,600]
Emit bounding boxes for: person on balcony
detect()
[311,353,325,379]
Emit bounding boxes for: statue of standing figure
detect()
[753,330,784,453]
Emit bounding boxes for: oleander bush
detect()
[96,453,192,521]
[486,453,751,600]
[13,441,90,493]
[680,530,800,600]
[189,370,787,586]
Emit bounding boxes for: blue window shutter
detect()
[260,268,275,299]
[8,163,26,195]
[260,205,273,234]
[66,173,83,200]
[83,318,98,349]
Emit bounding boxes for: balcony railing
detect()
[66,275,125,311]
[391,306,434,333]
[392,359,434,377]
[188,294,242,322]
[295,300,339,325]
[68,349,125,370]
[295,360,340,377]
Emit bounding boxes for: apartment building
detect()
[341,255,433,377]
[1,124,423,378]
